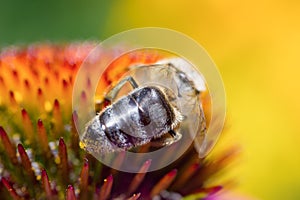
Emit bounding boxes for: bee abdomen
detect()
[104,127,151,149]
[99,106,149,149]
[103,127,133,148]
[83,86,182,154]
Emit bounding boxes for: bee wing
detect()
[175,89,209,158]
[128,58,217,157]
[155,57,206,92]
[155,58,223,158]
[192,102,208,158]
[130,63,179,94]
[195,106,225,157]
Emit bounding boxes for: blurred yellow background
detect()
[102,1,300,199]
[1,0,300,199]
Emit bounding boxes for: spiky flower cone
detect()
[0,43,238,200]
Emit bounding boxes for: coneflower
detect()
[0,43,238,200]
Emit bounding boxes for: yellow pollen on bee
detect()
[79,141,86,149]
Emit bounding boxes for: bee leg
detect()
[169,130,182,144]
[168,129,177,137]
[168,130,182,142]
[165,130,182,145]
[98,76,139,111]
[106,76,139,101]
[151,131,182,147]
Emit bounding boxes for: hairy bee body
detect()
[82,86,183,154]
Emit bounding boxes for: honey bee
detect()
[81,57,208,157]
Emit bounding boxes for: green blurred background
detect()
[1,0,300,199]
